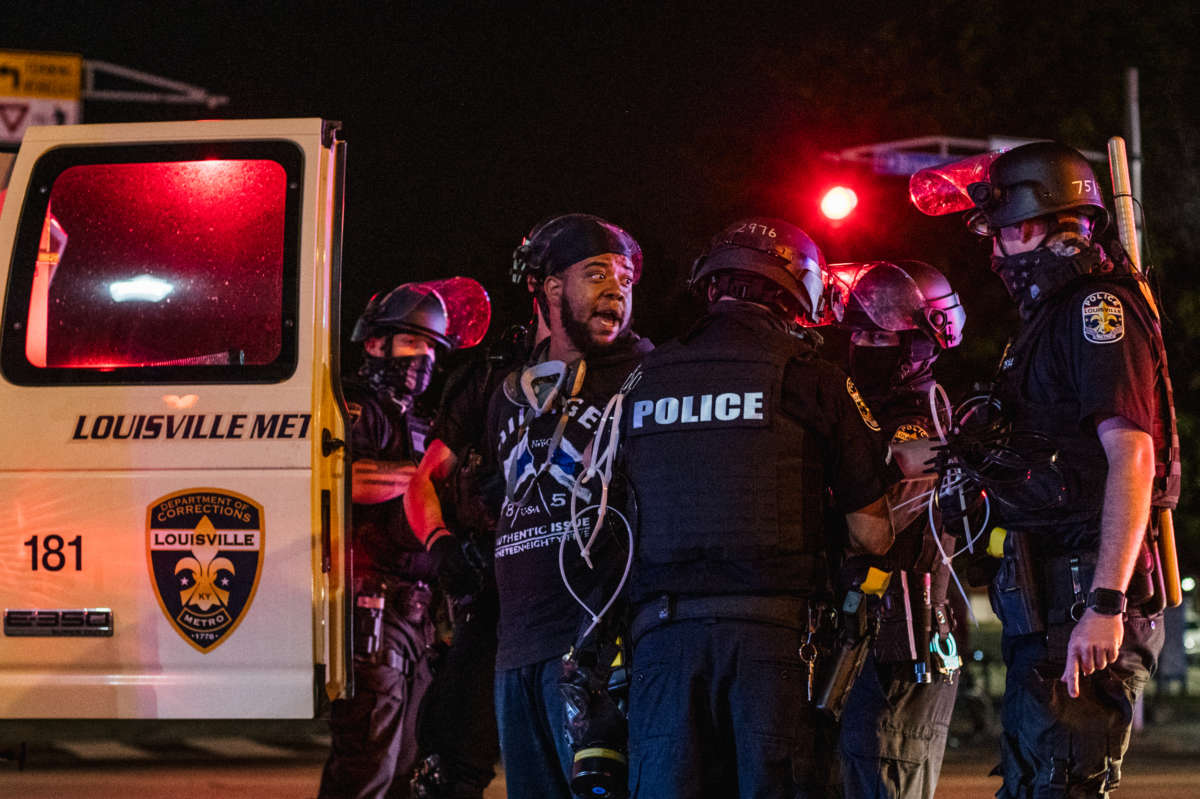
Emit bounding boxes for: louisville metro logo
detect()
[147,489,264,653]
[1081,291,1124,344]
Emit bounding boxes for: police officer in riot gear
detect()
[484,213,652,799]
[909,140,1176,797]
[620,218,894,798]
[320,280,487,799]
[832,259,966,799]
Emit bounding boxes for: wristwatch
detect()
[1086,588,1128,616]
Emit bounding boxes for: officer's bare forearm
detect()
[1094,418,1155,593]
[403,439,458,548]
[352,459,416,504]
[845,495,894,556]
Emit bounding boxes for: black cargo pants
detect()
[320,584,436,799]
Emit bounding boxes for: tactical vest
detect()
[624,314,827,600]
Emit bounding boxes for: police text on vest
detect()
[631,392,764,428]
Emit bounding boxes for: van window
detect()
[2,142,302,384]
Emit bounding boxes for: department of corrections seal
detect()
[146,488,264,653]
[1082,291,1124,344]
[846,377,881,431]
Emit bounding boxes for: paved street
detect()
[3,759,1199,798]
[1,729,1197,798]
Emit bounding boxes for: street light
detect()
[820,185,858,220]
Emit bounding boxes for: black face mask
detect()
[849,334,938,403]
[849,345,902,402]
[357,353,435,414]
[990,242,1108,319]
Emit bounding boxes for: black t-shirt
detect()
[343,380,432,579]
[487,335,653,669]
[999,277,1161,546]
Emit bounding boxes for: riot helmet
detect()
[834,260,964,399]
[351,278,490,412]
[965,141,1109,234]
[511,213,643,286]
[833,260,964,350]
[351,278,491,350]
[689,218,831,325]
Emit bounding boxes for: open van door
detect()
[0,118,349,719]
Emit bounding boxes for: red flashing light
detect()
[820,186,858,220]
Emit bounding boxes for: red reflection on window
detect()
[32,159,286,369]
[26,204,67,367]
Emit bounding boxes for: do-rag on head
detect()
[510,213,643,286]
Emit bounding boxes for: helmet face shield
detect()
[424,277,491,349]
[832,260,964,349]
[909,150,1007,217]
[352,277,491,350]
[832,262,924,334]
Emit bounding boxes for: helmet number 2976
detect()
[735,222,777,237]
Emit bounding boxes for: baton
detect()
[1108,136,1182,608]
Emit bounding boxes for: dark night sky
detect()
[3,1,1198,393]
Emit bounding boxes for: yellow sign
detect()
[0,50,82,100]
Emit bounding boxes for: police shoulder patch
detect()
[891,422,930,444]
[1081,291,1124,344]
[845,377,881,432]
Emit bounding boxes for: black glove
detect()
[429,534,481,599]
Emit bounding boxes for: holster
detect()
[988,529,1045,636]
[1042,551,1095,662]
[1041,535,1160,662]
[1132,526,1165,615]
[874,571,918,663]
[815,589,874,720]
[352,576,433,664]
[353,590,385,659]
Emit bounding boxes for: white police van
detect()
[0,119,352,722]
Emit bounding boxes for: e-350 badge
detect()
[147,489,264,653]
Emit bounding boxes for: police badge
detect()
[1081,291,1124,344]
[891,422,930,444]
[146,489,265,652]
